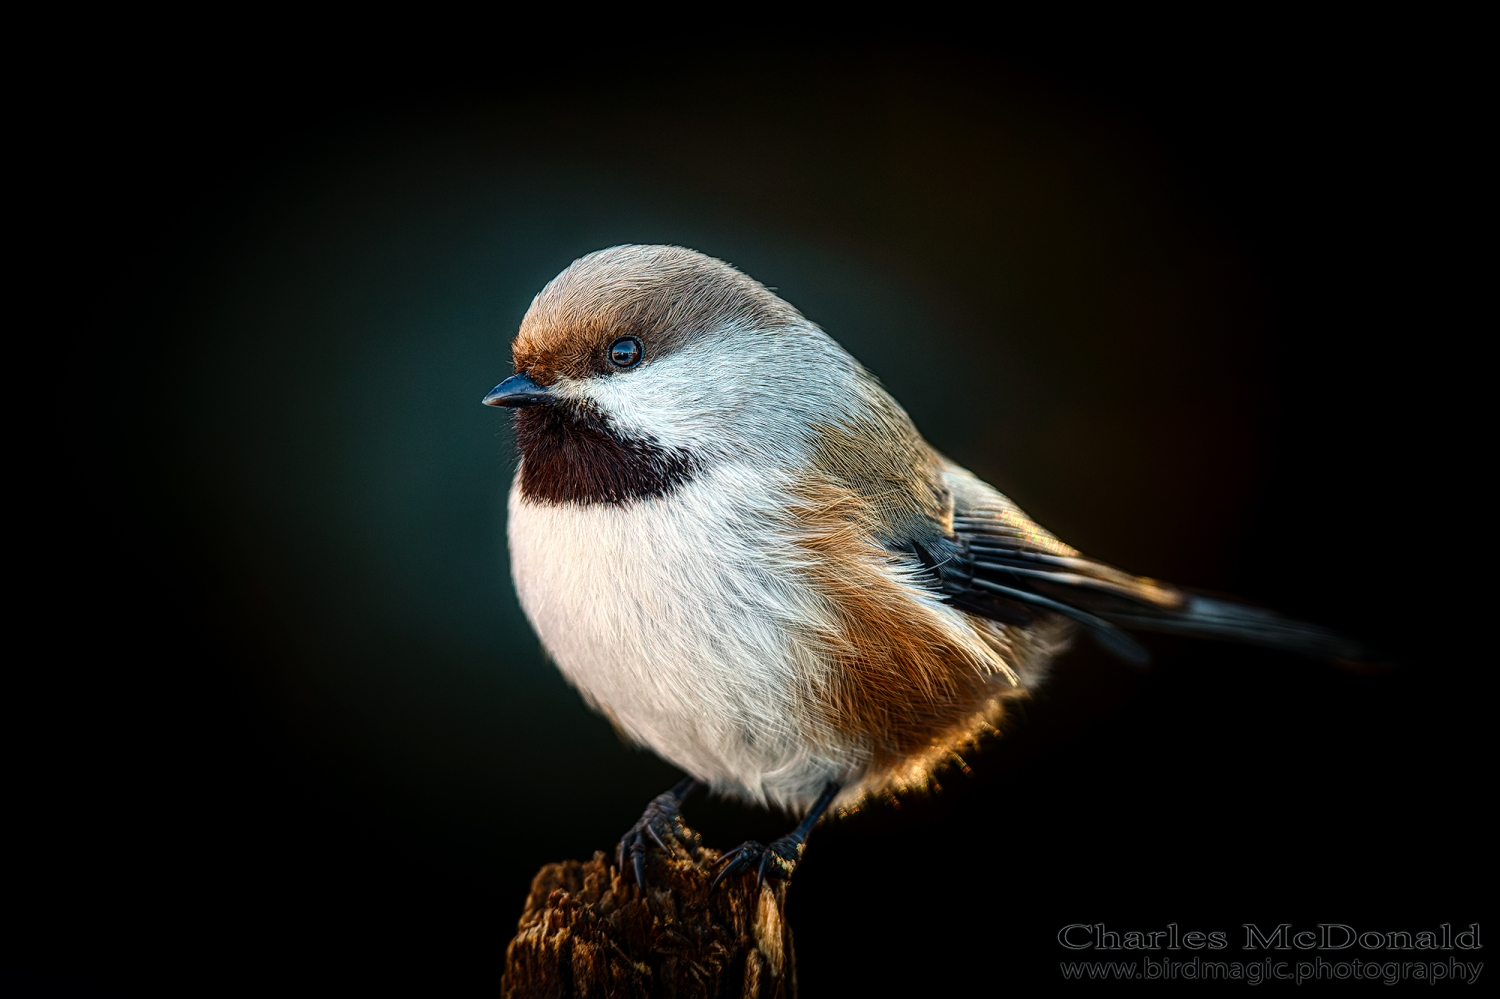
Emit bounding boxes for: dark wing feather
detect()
[912,515,1160,666]
[908,465,1375,667]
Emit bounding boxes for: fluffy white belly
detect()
[508,465,861,810]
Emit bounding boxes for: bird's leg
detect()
[710,783,840,893]
[618,776,704,888]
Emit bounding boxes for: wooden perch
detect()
[501,820,797,998]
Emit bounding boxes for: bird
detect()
[481,244,1371,890]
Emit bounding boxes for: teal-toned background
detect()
[165,87,1268,863]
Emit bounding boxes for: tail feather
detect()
[1100,594,1378,665]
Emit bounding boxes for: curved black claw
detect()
[710,782,841,894]
[709,835,804,894]
[617,777,703,889]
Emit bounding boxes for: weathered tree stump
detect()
[501,820,796,998]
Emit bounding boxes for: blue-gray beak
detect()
[482,372,552,408]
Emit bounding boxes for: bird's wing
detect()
[906,460,1372,666]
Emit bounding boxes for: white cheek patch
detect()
[555,323,866,463]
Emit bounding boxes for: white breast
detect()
[507,465,867,811]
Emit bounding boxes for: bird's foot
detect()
[709,783,840,893]
[709,833,806,893]
[618,776,703,888]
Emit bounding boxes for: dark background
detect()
[10,36,1487,996]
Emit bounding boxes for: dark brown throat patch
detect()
[514,402,697,505]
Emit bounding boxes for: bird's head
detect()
[484,245,914,507]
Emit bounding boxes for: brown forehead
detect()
[512,245,799,383]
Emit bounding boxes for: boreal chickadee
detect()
[483,245,1370,889]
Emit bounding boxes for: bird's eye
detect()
[608,336,643,369]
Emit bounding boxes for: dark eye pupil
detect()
[609,337,642,368]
